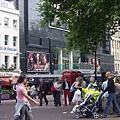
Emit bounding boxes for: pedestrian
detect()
[54,79,62,107]
[101,76,113,114]
[115,77,120,109]
[51,80,57,105]
[87,77,97,89]
[30,84,37,99]
[39,78,48,106]
[13,83,18,103]
[26,83,31,96]
[101,72,120,118]
[62,77,71,106]
[0,82,2,105]
[36,84,40,99]
[70,77,83,113]
[14,74,40,120]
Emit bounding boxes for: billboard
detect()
[88,58,101,72]
[27,52,50,72]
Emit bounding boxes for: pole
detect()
[94,49,97,81]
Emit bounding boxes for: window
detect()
[13,36,17,46]
[4,17,9,26]
[39,38,42,45]
[13,57,17,69]
[13,20,17,28]
[5,35,9,45]
[5,56,9,68]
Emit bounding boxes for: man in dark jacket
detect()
[62,77,71,106]
[39,79,48,106]
[102,72,120,118]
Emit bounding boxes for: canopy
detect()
[0,78,11,86]
[0,77,18,86]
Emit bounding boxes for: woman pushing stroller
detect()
[70,77,86,113]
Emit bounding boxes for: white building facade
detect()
[0,0,20,71]
[111,29,120,73]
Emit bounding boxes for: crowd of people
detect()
[4,71,120,119]
[52,72,120,118]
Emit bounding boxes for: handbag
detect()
[70,82,76,92]
[51,85,57,93]
[75,89,81,95]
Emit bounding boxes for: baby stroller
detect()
[74,91,103,119]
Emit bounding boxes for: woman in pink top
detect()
[14,74,39,120]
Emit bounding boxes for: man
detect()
[0,83,2,105]
[39,79,48,106]
[62,77,71,106]
[87,77,96,89]
[101,72,120,117]
[101,76,113,114]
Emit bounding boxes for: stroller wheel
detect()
[74,113,80,119]
[93,112,99,119]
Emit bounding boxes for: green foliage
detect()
[37,0,120,54]
[0,68,14,72]
[2,89,11,94]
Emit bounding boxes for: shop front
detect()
[0,72,20,100]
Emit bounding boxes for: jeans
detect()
[104,93,120,116]
[116,94,120,109]
[14,105,33,120]
[102,97,113,113]
[55,91,61,106]
[0,93,1,104]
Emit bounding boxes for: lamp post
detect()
[94,42,97,81]
[94,49,97,81]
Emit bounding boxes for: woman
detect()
[54,79,62,107]
[70,77,83,113]
[42,54,49,71]
[14,74,39,120]
[115,77,120,108]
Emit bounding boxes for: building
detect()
[14,0,114,78]
[111,28,120,73]
[0,0,20,86]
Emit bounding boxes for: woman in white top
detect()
[70,77,83,113]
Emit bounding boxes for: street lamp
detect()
[93,42,98,81]
[94,49,97,81]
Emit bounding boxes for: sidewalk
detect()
[2,94,54,103]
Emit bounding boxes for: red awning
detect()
[0,78,11,86]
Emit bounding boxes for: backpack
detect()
[51,85,57,93]
[70,82,76,92]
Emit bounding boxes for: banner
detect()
[88,58,101,72]
[27,52,50,72]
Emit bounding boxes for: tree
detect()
[37,0,120,54]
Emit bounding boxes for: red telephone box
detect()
[75,71,82,78]
[62,70,82,85]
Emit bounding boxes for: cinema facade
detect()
[14,0,114,78]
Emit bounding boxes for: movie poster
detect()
[27,52,50,72]
[88,58,101,72]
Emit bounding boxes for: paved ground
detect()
[0,95,120,120]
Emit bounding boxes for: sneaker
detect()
[70,111,74,114]
[116,115,120,117]
[100,114,107,118]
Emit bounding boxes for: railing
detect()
[54,63,94,70]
